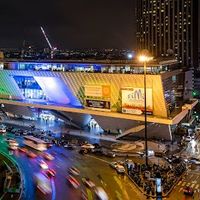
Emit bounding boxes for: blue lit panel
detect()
[12,75,83,107]
[34,76,82,107]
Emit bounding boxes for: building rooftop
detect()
[1,57,178,67]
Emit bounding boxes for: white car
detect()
[34,173,52,194]
[39,160,49,170]
[81,144,95,149]
[116,165,125,174]
[95,187,108,200]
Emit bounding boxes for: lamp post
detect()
[138,54,153,166]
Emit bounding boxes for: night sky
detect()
[0,0,136,50]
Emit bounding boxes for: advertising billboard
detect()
[121,87,153,115]
[84,85,111,111]
[85,99,110,111]
[84,85,110,98]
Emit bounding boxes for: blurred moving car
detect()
[45,169,56,178]
[9,140,19,146]
[183,186,194,196]
[94,187,108,200]
[81,189,88,200]
[82,177,95,188]
[34,173,52,194]
[68,167,80,176]
[39,160,49,170]
[43,152,54,161]
[18,147,28,153]
[67,175,80,189]
[8,140,19,150]
[26,151,37,158]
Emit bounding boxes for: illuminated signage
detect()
[121,87,153,115]
[84,85,110,98]
[85,99,110,111]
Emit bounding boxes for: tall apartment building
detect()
[136,0,198,69]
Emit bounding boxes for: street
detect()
[0,132,145,200]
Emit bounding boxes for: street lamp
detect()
[138,54,153,166]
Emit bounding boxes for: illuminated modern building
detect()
[0,59,197,140]
[136,0,198,68]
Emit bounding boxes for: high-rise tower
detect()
[136,0,198,69]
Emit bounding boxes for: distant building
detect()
[136,0,198,69]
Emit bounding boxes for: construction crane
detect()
[40,26,56,59]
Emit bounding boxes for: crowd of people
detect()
[127,161,186,197]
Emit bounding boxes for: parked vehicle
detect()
[116,165,125,174]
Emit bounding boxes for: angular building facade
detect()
[0,59,197,140]
[136,0,198,68]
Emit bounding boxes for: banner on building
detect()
[121,87,153,115]
[84,85,110,98]
[85,99,111,111]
